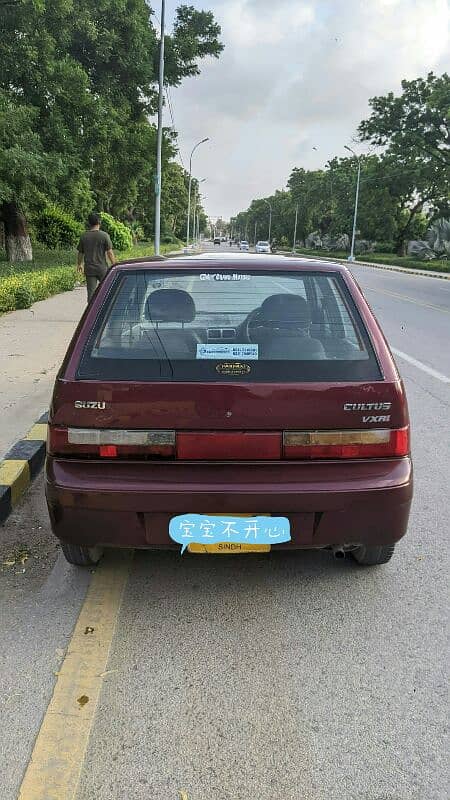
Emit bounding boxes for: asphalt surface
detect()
[1,243,449,800]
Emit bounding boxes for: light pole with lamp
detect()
[186,138,209,251]
[345,145,362,262]
[263,199,272,244]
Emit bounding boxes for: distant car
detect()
[46,255,412,567]
[239,241,250,251]
[255,241,271,254]
[213,237,221,246]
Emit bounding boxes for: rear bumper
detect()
[46,457,413,549]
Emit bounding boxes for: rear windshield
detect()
[77,269,381,382]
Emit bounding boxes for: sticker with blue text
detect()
[169,514,291,554]
[197,343,259,360]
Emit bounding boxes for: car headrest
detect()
[259,294,311,326]
[146,289,195,323]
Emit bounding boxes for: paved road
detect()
[1,245,449,799]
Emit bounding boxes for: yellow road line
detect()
[25,424,48,441]
[0,459,30,505]
[18,550,133,800]
[364,285,450,314]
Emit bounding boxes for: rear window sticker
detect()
[199,273,251,282]
[197,343,259,360]
[216,363,251,376]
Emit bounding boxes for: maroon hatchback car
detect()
[46,254,412,567]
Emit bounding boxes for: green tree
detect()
[325,156,398,243]
[0,91,63,260]
[358,72,450,253]
[287,169,332,240]
[0,0,223,258]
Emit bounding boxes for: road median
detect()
[282,249,450,280]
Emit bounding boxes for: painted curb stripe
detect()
[0,484,12,524]
[0,417,48,526]
[0,460,30,506]
[25,424,48,442]
[18,551,133,800]
[5,439,46,480]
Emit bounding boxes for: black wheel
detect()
[351,544,396,566]
[61,542,103,566]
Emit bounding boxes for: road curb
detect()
[285,251,450,280]
[0,412,48,525]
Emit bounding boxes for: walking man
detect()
[77,213,116,302]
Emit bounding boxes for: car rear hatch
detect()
[48,263,410,464]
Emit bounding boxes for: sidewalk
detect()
[0,249,188,458]
[0,286,85,458]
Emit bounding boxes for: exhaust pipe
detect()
[332,547,346,560]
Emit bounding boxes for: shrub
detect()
[126,221,145,244]
[35,206,83,249]
[100,213,133,251]
[373,242,394,254]
[0,266,79,314]
[13,284,34,308]
[162,232,178,244]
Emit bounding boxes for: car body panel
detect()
[46,255,413,553]
[46,456,412,548]
[51,379,407,431]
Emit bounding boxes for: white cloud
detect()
[164,0,450,219]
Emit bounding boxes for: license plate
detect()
[188,542,271,554]
[169,513,291,555]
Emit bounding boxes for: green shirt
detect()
[77,230,113,276]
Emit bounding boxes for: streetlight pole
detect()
[154,0,165,256]
[264,200,272,243]
[345,145,361,262]
[186,138,209,250]
[293,204,298,253]
[254,220,257,246]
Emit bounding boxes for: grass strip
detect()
[0,241,182,314]
[286,247,449,273]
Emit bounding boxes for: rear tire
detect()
[351,544,395,566]
[61,542,103,566]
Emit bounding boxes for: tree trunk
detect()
[394,233,407,256]
[2,202,33,261]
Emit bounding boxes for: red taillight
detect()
[47,427,175,458]
[283,427,410,459]
[99,445,117,458]
[177,432,281,460]
[47,426,410,461]
[47,426,69,455]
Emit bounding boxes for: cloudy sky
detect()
[160,0,450,220]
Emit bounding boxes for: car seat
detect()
[144,289,200,359]
[258,294,326,360]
